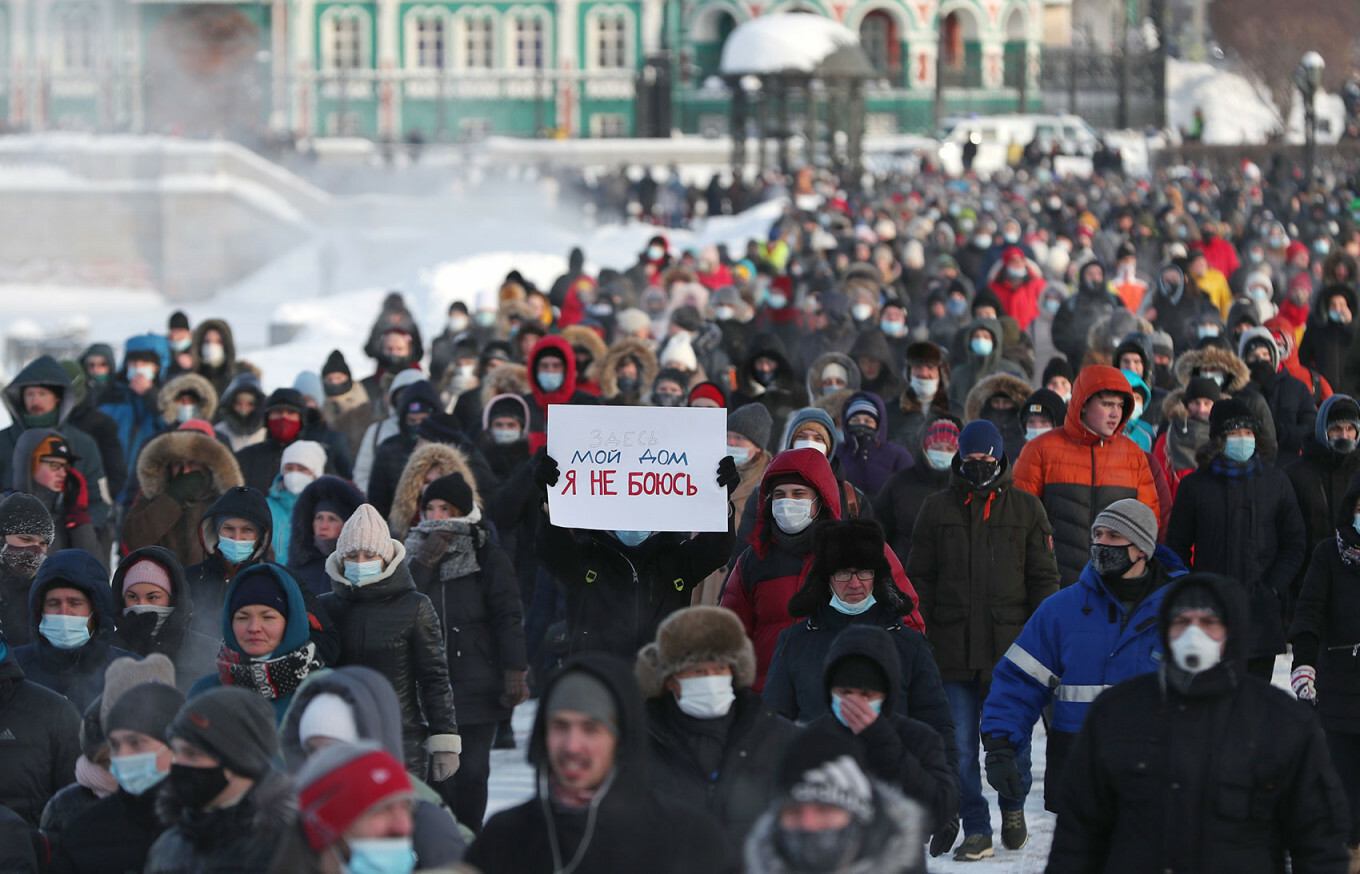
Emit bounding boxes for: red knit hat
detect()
[298,745,414,851]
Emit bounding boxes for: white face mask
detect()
[448,314,470,332]
[674,674,736,719]
[791,439,827,456]
[1170,624,1222,674]
[201,342,225,367]
[910,377,939,399]
[283,471,314,495]
[851,303,874,322]
[772,497,816,534]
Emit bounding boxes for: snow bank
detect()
[720,14,861,75]
[1167,59,1346,145]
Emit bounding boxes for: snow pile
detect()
[1167,59,1345,145]
[720,14,861,75]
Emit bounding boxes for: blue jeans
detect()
[945,678,1032,836]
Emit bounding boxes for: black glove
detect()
[984,739,1023,801]
[929,817,961,857]
[534,454,560,490]
[717,456,739,496]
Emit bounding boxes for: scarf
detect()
[1209,454,1262,480]
[75,754,119,798]
[1337,532,1360,567]
[406,514,486,580]
[216,640,321,701]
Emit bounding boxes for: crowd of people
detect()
[5,150,1360,873]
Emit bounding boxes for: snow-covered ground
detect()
[486,653,1294,871]
[1167,58,1346,145]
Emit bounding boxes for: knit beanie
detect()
[487,396,527,426]
[820,362,850,387]
[614,308,651,336]
[1208,398,1258,441]
[775,729,875,825]
[228,568,290,618]
[1183,377,1222,404]
[670,305,703,332]
[337,504,397,563]
[1091,498,1158,559]
[423,473,475,516]
[293,372,325,411]
[1166,577,1225,620]
[322,350,351,379]
[297,742,415,852]
[298,693,361,747]
[123,559,173,599]
[921,418,961,452]
[415,412,465,444]
[105,682,185,743]
[654,367,691,392]
[786,417,834,451]
[958,420,1004,459]
[827,655,888,695]
[168,686,279,780]
[687,382,726,408]
[102,653,177,728]
[1042,357,1074,385]
[169,311,190,331]
[281,440,327,480]
[660,336,700,373]
[727,403,773,450]
[546,670,618,737]
[1326,396,1360,430]
[0,494,55,543]
[844,397,879,424]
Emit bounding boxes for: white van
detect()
[936,114,1101,176]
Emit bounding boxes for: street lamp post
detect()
[1296,50,1325,190]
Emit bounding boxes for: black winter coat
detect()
[1302,321,1353,396]
[0,651,81,826]
[145,771,296,874]
[761,601,959,772]
[67,398,127,507]
[905,464,1060,682]
[320,545,459,772]
[367,431,496,519]
[643,690,799,850]
[1253,367,1317,463]
[51,787,162,874]
[1291,537,1360,733]
[0,565,35,647]
[110,546,217,695]
[1051,286,1122,367]
[40,783,98,836]
[1167,457,1306,658]
[873,462,952,565]
[536,516,733,659]
[0,805,38,872]
[407,518,526,726]
[1049,575,1349,874]
[466,652,738,874]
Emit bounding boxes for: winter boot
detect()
[493,717,516,750]
[953,834,994,861]
[1001,810,1028,850]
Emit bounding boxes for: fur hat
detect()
[905,342,945,370]
[789,519,906,619]
[337,504,397,563]
[635,607,756,698]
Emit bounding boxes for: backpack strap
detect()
[841,480,860,520]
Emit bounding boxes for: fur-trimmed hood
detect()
[1162,387,1189,422]
[136,430,243,499]
[478,363,530,412]
[1083,311,1154,368]
[157,373,219,425]
[964,372,1032,424]
[386,442,481,540]
[1173,344,1250,393]
[560,325,608,378]
[598,336,659,399]
[789,519,910,619]
[287,475,366,567]
[635,606,756,698]
[189,318,238,371]
[805,352,862,401]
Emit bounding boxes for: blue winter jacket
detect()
[980,544,1187,747]
[834,390,914,496]
[99,334,172,499]
[266,475,299,564]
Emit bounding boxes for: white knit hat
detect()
[336,504,396,563]
[281,440,327,479]
[298,693,360,746]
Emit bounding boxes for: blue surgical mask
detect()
[831,693,883,728]
[491,427,522,445]
[110,751,169,796]
[537,371,564,392]
[728,446,751,467]
[39,613,91,649]
[344,559,384,585]
[128,364,158,382]
[647,245,665,261]
[176,404,196,423]
[946,298,967,317]
[768,293,789,309]
[218,537,256,564]
[1330,310,1347,324]
[1026,425,1052,442]
[1353,514,1360,536]
[170,337,192,353]
[345,837,416,874]
[1197,325,1220,339]
[880,318,906,337]
[475,310,497,327]
[925,449,955,470]
[1224,435,1256,462]
[830,592,877,616]
[970,336,994,357]
[614,530,651,547]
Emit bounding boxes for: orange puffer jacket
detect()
[1012,365,1159,586]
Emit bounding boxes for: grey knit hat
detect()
[727,402,773,451]
[336,504,397,563]
[168,686,279,780]
[1091,498,1158,558]
[102,654,176,728]
[105,682,186,744]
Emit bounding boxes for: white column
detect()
[980,39,1002,88]
[377,0,399,136]
[639,0,660,54]
[10,0,30,126]
[293,0,315,135]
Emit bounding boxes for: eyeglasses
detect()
[831,569,875,582]
[38,459,68,471]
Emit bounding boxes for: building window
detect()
[859,11,895,78]
[465,16,494,68]
[415,15,446,68]
[513,15,544,69]
[332,15,363,69]
[52,5,96,72]
[595,14,627,69]
[591,113,625,137]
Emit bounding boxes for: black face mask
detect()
[168,763,229,810]
[1091,543,1137,578]
[1331,437,1358,455]
[753,368,777,388]
[0,544,46,580]
[323,378,352,397]
[960,458,999,487]
[848,423,877,444]
[773,823,862,872]
[617,375,640,395]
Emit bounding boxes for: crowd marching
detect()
[6,153,1360,873]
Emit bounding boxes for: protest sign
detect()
[545,404,729,532]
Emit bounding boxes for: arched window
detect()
[321,6,373,70]
[1003,7,1026,88]
[586,5,634,70]
[938,8,980,88]
[507,7,551,70]
[403,7,449,69]
[859,10,897,79]
[50,3,97,72]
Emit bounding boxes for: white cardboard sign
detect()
[545,404,728,532]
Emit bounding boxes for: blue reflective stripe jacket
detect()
[980,544,1187,747]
